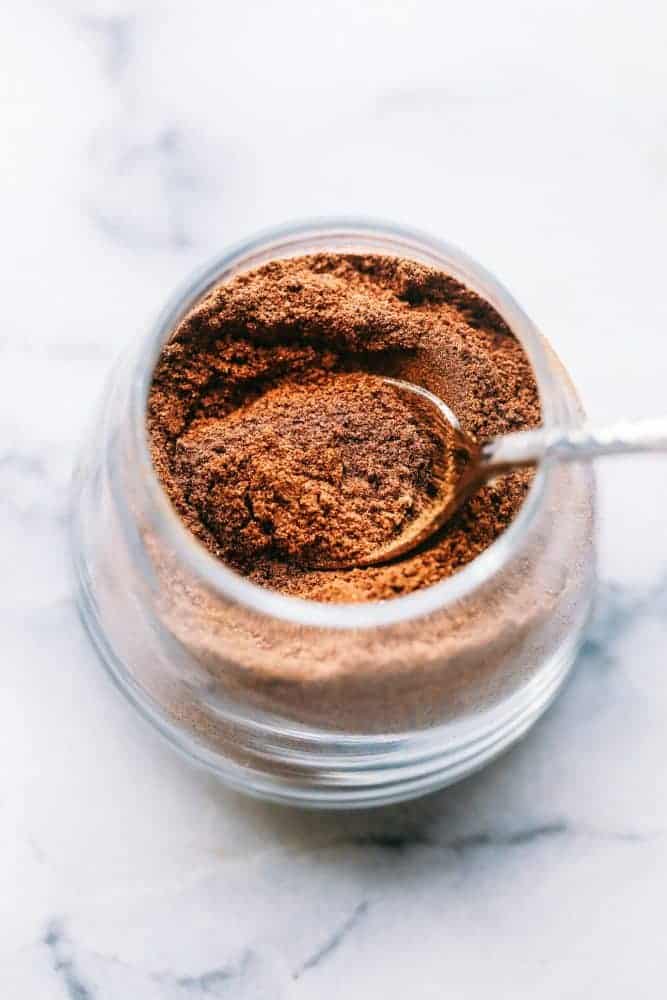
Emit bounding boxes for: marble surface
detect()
[2,1,667,996]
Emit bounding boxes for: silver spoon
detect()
[342,376,667,568]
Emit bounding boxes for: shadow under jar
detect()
[70,219,596,808]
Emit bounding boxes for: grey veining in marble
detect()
[2,1,667,997]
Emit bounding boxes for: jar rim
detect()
[130,217,557,629]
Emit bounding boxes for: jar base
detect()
[72,513,593,810]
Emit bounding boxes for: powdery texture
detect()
[148,253,541,602]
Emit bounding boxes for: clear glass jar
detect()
[70,219,596,808]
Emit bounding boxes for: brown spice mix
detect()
[148,253,541,602]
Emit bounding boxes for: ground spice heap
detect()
[149,254,540,602]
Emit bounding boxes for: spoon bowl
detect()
[310,377,667,570]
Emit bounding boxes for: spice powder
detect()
[148,253,540,603]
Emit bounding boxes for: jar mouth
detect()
[130,218,556,629]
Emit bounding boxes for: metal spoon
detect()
[340,376,667,568]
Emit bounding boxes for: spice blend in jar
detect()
[148,254,541,602]
[72,225,595,797]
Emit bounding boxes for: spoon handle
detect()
[481,417,667,475]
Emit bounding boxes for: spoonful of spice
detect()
[318,377,667,569]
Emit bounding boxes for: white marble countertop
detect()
[3,2,667,996]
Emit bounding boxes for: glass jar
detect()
[70,219,596,808]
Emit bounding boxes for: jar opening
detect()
[130,218,555,629]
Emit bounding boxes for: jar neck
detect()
[125,217,559,630]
